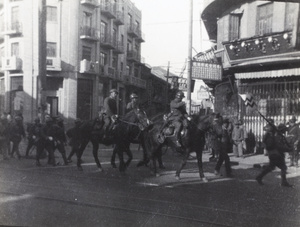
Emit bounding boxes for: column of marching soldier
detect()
[0,112,81,166]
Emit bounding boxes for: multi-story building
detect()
[0,0,149,126]
[201,0,300,142]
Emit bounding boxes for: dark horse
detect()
[132,113,217,181]
[76,109,151,171]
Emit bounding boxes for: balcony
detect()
[3,22,22,36]
[125,75,146,89]
[127,50,141,62]
[115,70,123,81]
[127,24,141,38]
[223,31,297,67]
[1,56,22,71]
[114,11,124,25]
[100,64,116,79]
[80,59,98,74]
[135,32,145,43]
[100,34,115,49]
[46,58,61,71]
[80,0,99,8]
[100,1,116,19]
[80,26,100,42]
[113,40,124,54]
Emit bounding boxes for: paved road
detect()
[0,143,299,227]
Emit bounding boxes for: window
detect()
[257,3,273,35]
[113,28,117,43]
[83,12,92,27]
[135,21,139,31]
[11,42,19,57]
[82,46,91,61]
[128,14,132,26]
[127,40,132,51]
[100,52,107,66]
[285,3,295,31]
[11,6,19,29]
[100,21,107,39]
[46,6,57,22]
[46,42,57,57]
[229,14,241,41]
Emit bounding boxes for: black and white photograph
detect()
[0,0,299,226]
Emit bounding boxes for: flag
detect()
[239,93,256,108]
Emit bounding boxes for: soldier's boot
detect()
[281,171,293,187]
[62,153,68,165]
[174,131,181,147]
[255,168,271,185]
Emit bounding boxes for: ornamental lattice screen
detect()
[239,80,300,142]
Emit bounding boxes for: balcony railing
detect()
[80,26,100,41]
[126,75,146,89]
[114,11,124,25]
[127,24,141,38]
[127,50,141,62]
[80,59,98,74]
[1,56,22,71]
[3,22,22,36]
[113,40,124,54]
[80,0,99,7]
[100,1,116,19]
[100,64,116,79]
[46,58,61,71]
[100,34,115,49]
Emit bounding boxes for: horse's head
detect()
[192,113,217,133]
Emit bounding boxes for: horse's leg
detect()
[157,149,165,169]
[125,144,133,168]
[110,145,117,168]
[115,144,126,172]
[175,148,190,180]
[91,136,103,172]
[196,149,208,182]
[77,138,89,171]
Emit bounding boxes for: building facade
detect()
[201,0,300,142]
[0,0,159,127]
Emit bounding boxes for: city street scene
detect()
[0,0,300,226]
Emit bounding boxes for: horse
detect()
[76,109,153,172]
[128,113,219,181]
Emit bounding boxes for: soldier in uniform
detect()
[10,115,26,159]
[25,117,42,158]
[53,117,68,165]
[126,93,139,112]
[163,91,191,147]
[0,114,10,160]
[102,88,119,137]
[256,123,293,187]
[41,115,57,166]
[286,116,300,167]
[66,118,82,163]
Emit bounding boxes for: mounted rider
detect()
[160,91,191,147]
[102,88,119,138]
[126,93,139,112]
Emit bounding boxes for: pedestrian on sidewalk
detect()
[0,114,10,160]
[214,118,233,177]
[256,123,293,187]
[232,120,244,158]
[286,116,300,167]
[9,115,26,159]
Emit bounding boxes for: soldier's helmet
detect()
[289,116,297,123]
[130,93,138,99]
[45,114,52,123]
[176,91,185,99]
[14,116,22,122]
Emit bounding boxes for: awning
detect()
[235,68,300,79]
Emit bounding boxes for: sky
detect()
[131,0,211,76]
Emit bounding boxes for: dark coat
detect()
[103,97,118,117]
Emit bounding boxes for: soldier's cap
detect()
[266,118,274,124]
[110,89,119,94]
[289,116,297,123]
[235,120,242,125]
[223,118,229,124]
[75,118,82,124]
[277,123,288,132]
[14,116,22,121]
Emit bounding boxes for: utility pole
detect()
[37,0,47,121]
[187,0,193,115]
